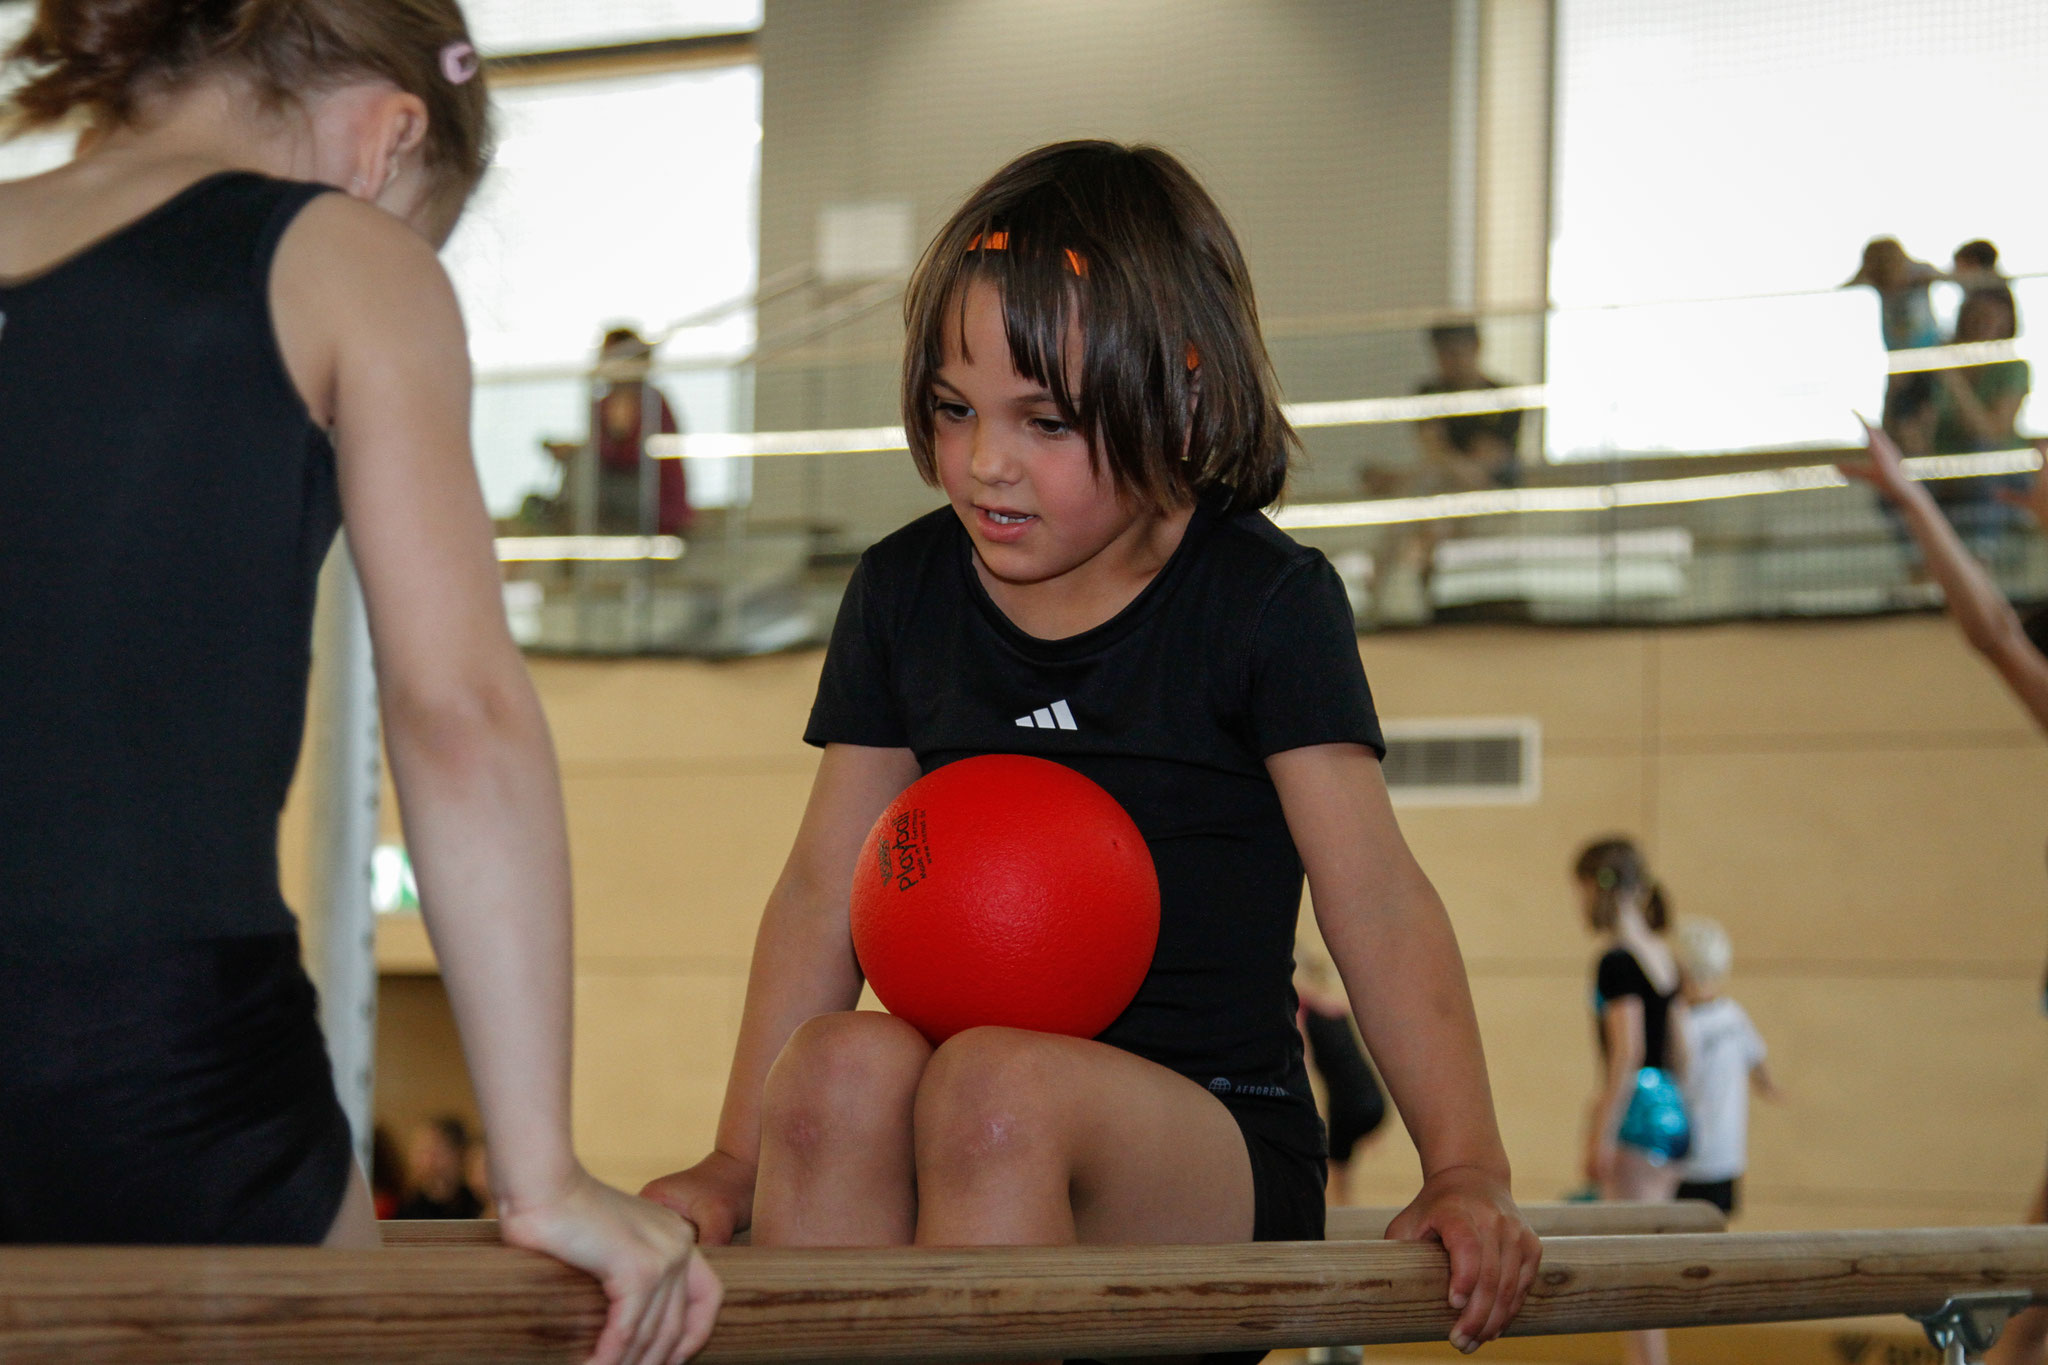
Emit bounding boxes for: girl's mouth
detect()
[974,506,1037,541]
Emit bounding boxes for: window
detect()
[1547,0,2048,459]
[447,61,762,513]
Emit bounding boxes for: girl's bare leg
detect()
[752,1011,931,1247]
[911,1026,1255,1245]
[1603,1148,1681,1365]
[910,1027,1257,1365]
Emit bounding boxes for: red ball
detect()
[850,754,1160,1044]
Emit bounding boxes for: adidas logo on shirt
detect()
[1014,699,1079,731]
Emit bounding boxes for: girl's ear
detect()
[337,87,429,204]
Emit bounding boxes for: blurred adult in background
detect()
[1933,286,2029,455]
[466,1139,497,1219]
[1575,838,1689,1365]
[545,327,691,535]
[1927,286,2031,557]
[369,1125,403,1221]
[1849,236,1945,444]
[395,1116,483,1220]
[1953,239,2006,296]
[1413,321,1524,491]
[1849,236,1944,353]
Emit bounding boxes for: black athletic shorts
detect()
[0,932,355,1243]
[1066,1106,1326,1365]
[1675,1176,1739,1217]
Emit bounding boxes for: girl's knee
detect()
[913,1027,1068,1173]
[763,1012,931,1155]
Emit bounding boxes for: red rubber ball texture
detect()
[850,754,1160,1044]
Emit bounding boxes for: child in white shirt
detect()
[1673,919,1780,1216]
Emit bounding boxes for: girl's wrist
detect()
[1420,1155,1512,1187]
[490,1149,588,1218]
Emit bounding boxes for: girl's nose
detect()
[969,428,1019,486]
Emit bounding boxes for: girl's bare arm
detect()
[1270,743,1538,1352]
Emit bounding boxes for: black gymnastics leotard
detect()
[0,173,353,1242]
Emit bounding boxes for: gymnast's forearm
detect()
[1892,476,2027,658]
[384,680,582,1212]
[1326,880,1509,1180]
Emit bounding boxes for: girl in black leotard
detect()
[0,4,714,1359]
[1574,837,1689,1365]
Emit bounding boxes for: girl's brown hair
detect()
[7,0,492,221]
[902,140,1295,511]
[1573,836,1668,933]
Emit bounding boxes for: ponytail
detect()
[8,0,493,220]
[1643,883,1670,934]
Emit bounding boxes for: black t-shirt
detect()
[805,493,1385,1157]
[1594,947,1677,1071]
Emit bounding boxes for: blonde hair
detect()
[1675,918,1733,986]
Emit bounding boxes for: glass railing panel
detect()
[482,288,2048,657]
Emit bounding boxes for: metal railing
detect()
[484,282,2048,657]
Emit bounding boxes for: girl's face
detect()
[929,279,1151,588]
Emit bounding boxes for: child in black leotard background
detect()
[1574,837,1689,1365]
[0,4,714,1359]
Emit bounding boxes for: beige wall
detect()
[287,614,2048,1226]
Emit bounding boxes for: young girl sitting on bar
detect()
[643,140,1539,1360]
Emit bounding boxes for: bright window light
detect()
[1548,0,2048,460]
[464,0,760,55]
[446,62,761,514]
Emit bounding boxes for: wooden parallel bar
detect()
[376,1200,1727,1247]
[1325,1200,1725,1241]
[2,1226,2042,1363]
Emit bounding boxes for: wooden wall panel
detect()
[1363,627,1648,747]
[571,969,746,1167]
[1653,748,2048,964]
[535,655,823,766]
[562,768,816,963]
[1656,618,2040,743]
[291,613,2048,1234]
[1402,754,1647,964]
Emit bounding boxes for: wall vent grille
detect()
[1380,718,1541,806]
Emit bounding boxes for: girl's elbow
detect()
[383,675,545,772]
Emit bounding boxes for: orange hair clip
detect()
[966,230,1089,278]
[963,232,1197,370]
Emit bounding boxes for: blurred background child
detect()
[1672,920,1781,1218]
